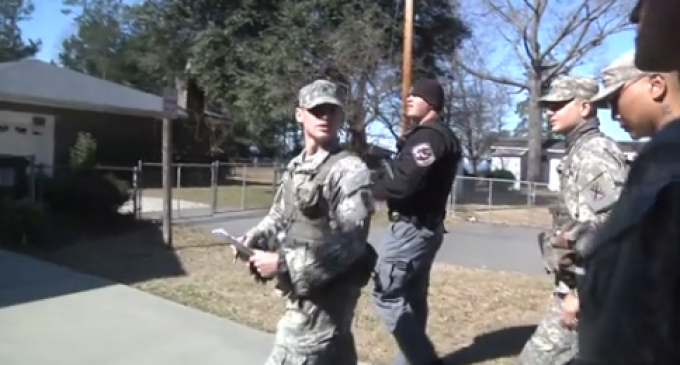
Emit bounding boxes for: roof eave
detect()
[0,92,188,120]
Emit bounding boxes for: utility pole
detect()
[400,0,414,139]
[162,87,177,248]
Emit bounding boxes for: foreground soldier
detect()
[518,76,628,365]
[238,80,375,365]
[577,50,680,364]
[371,79,461,365]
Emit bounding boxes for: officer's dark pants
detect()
[371,219,444,365]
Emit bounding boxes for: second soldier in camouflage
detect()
[518,76,628,365]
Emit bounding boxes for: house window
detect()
[14,127,27,134]
[0,125,7,133]
[32,116,46,126]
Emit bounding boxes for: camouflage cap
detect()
[298,80,344,109]
[539,76,600,104]
[590,50,649,108]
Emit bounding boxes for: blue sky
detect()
[20,2,636,147]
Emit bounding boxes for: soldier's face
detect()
[632,0,680,72]
[544,99,590,133]
[609,75,666,139]
[405,95,431,119]
[296,104,344,142]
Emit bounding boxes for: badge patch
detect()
[412,142,435,167]
[589,182,604,201]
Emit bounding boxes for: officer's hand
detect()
[560,292,579,330]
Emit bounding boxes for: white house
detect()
[490,138,644,191]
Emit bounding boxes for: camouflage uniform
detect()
[245,80,375,365]
[577,50,680,365]
[518,76,629,365]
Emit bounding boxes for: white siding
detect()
[490,156,521,190]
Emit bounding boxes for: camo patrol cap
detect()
[298,80,344,109]
[539,76,600,104]
[590,50,650,108]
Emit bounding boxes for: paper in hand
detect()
[212,228,254,259]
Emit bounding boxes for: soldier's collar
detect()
[291,144,339,172]
[565,118,600,149]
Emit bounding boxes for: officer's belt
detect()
[387,211,439,230]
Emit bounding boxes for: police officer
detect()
[518,76,628,365]
[238,80,375,365]
[577,50,680,364]
[371,78,461,365]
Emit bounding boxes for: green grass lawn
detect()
[142,185,275,211]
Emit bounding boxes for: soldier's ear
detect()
[295,108,304,124]
[649,74,668,101]
[579,100,594,118]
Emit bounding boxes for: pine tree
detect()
[69,132,97,168]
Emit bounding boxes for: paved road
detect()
[181,210,546,275]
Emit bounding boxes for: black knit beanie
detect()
[410,79,445,112]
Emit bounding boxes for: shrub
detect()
[486,169,517,190]
[0,199,50,247]
[69,132,97,168]
[42,169,131,217]
[487,169,516,181]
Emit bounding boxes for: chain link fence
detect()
[26,162,558,228]
[450,176,558,228]
[135,161,282,218]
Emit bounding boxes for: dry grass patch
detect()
[33,226,552,365]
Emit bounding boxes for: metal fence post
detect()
[449,177,458,215]
[132,165,139,218]
[176,165,182,217]
[137,160,143,215]
[487,178,493,214]
[210,161,218,215]
[241,164,247,210]
[526,181,532,208]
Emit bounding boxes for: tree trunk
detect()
[349,75,368,154]
[526,78,543,182]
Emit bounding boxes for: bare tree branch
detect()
[441,60,510,174]
[454,0,635,180]
[453,47,527,89]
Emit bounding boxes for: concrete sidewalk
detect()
[0,250,273,365]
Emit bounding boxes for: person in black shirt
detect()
[371,79,461,365]
[576,48,680,364]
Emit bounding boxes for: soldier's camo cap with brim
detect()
[539,76,599,104]
[298,80,345,109]
[590,50,649,107]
